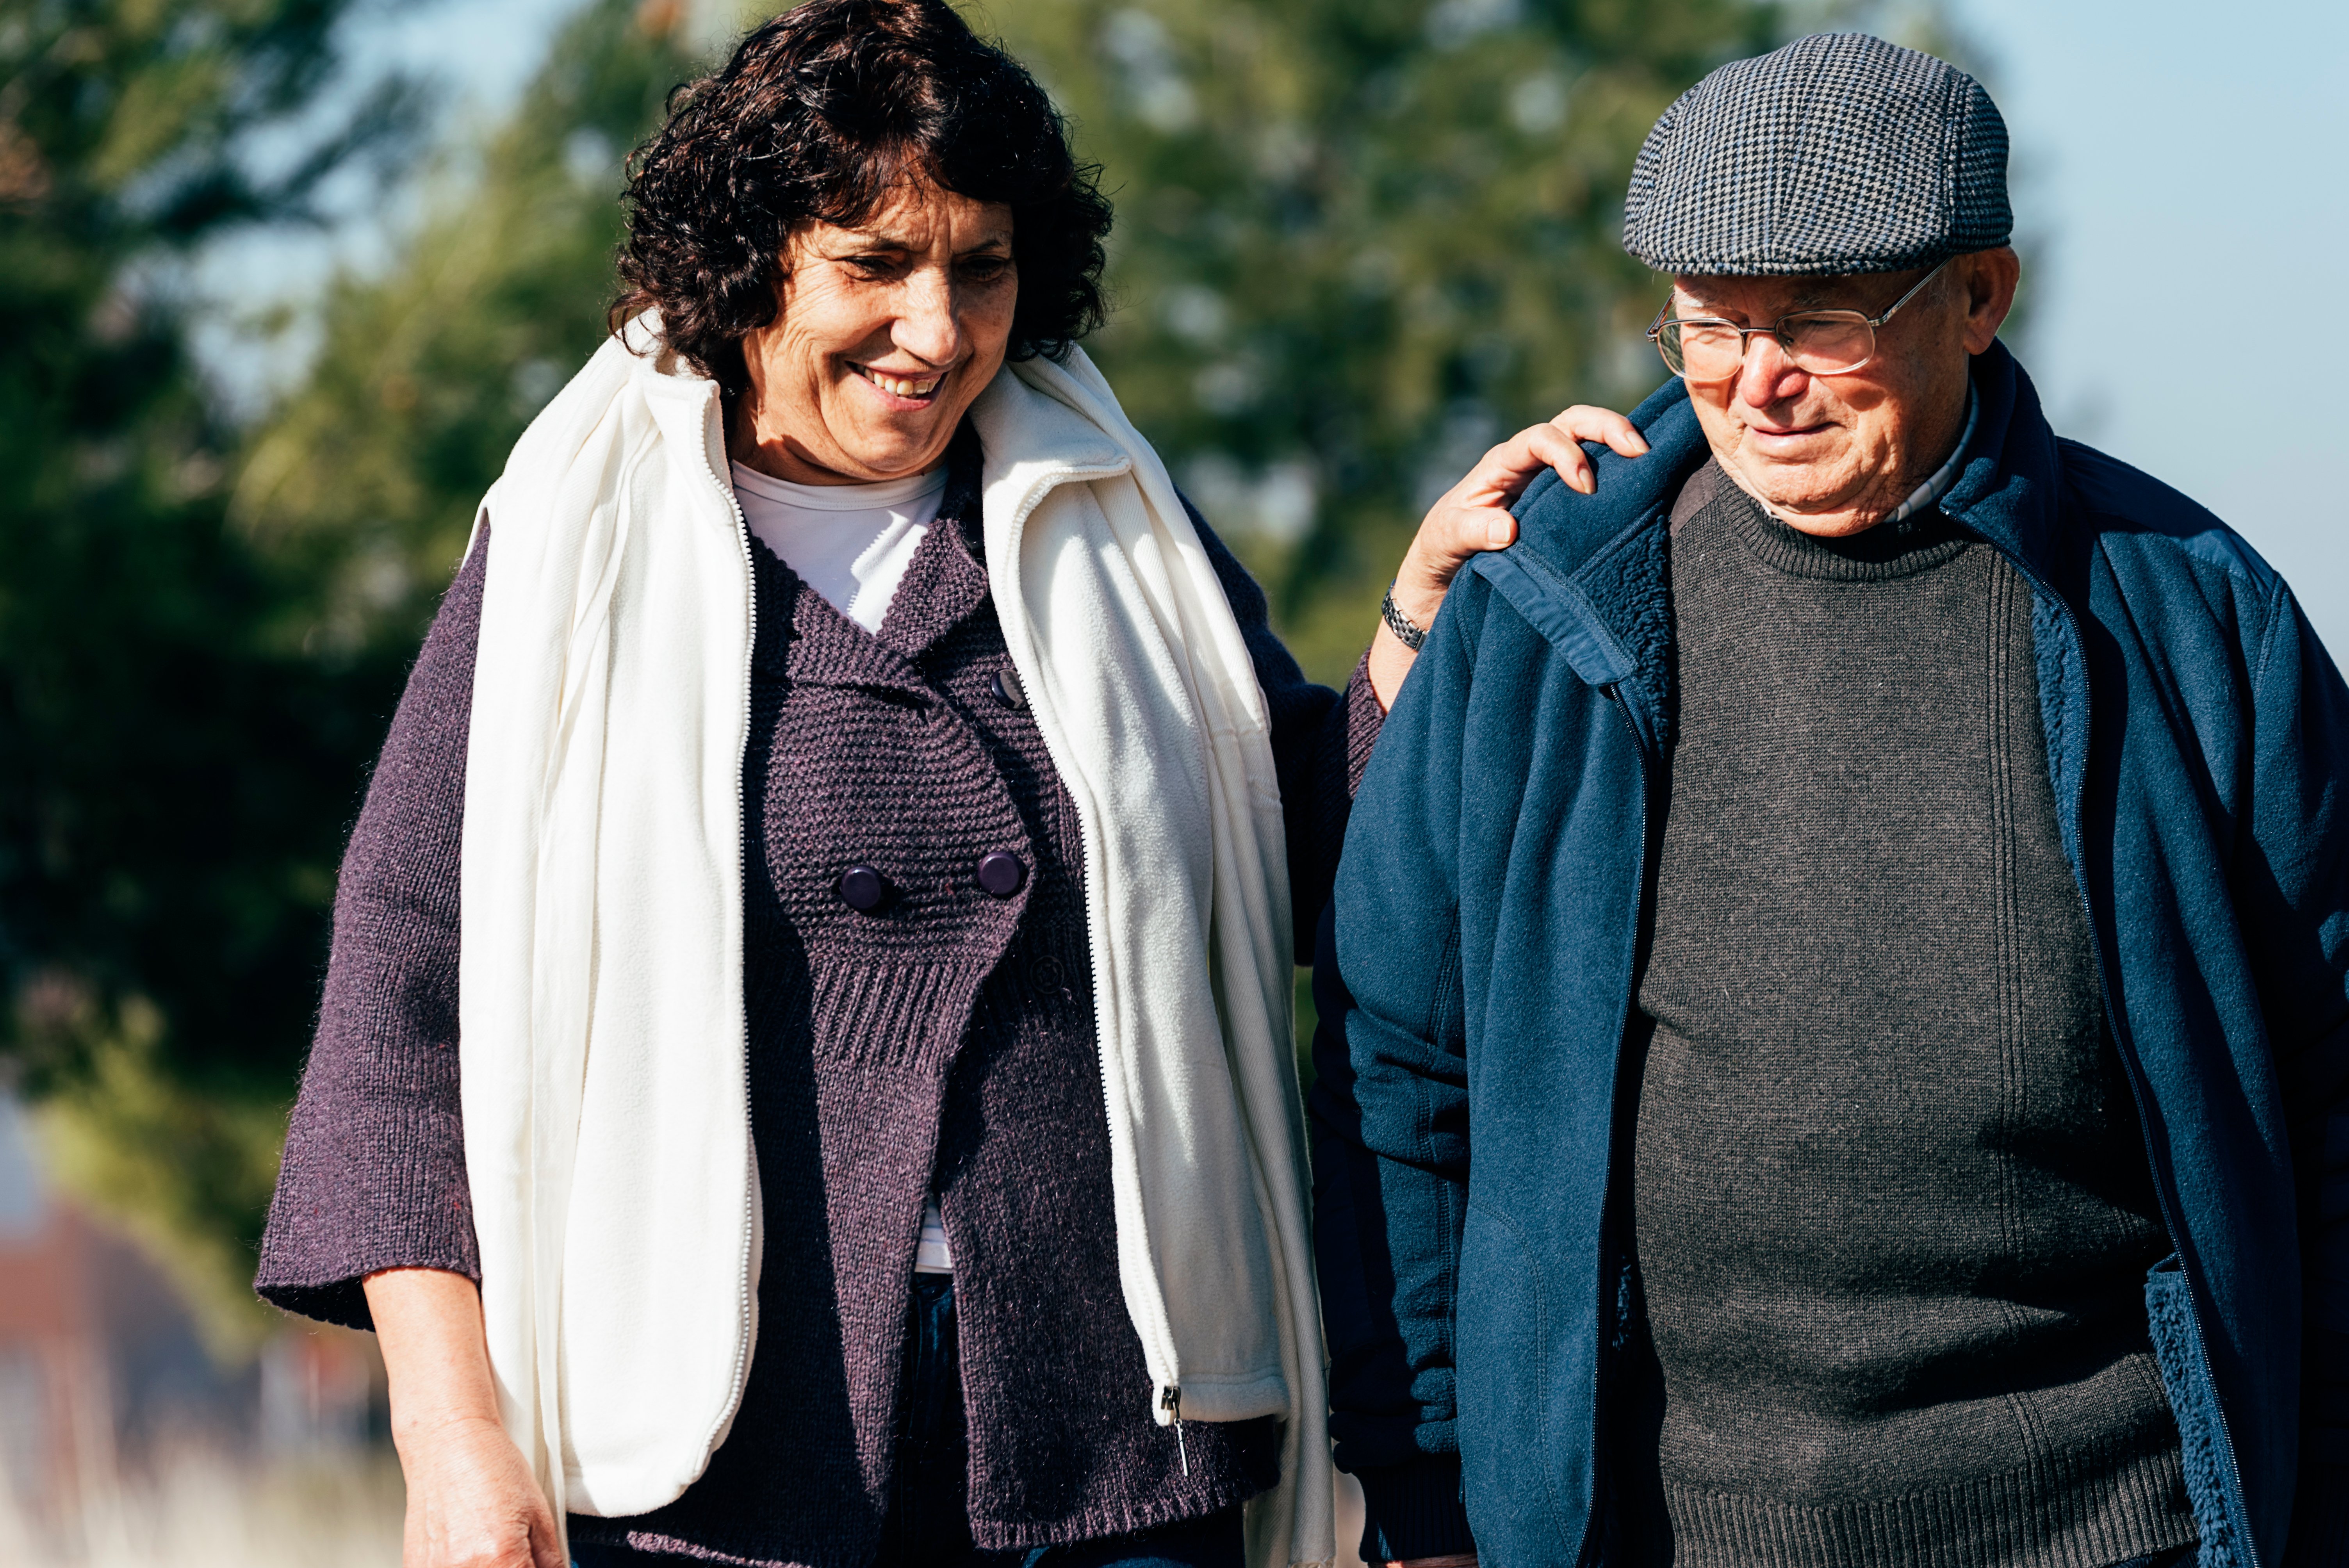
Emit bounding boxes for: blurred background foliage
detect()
[0,0,426,1344]
[2,0,1946,1336]
[989,0,1782,674]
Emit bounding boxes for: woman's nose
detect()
[893,269,965,367]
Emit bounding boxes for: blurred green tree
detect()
[7,0,1952,1323]
[223,0,1795,1165]
[240,0,1796,672]
[1,0,697,1342]
[0,0,425,1338]
[250,0,1921,679]
[988,0,1784,679]
[233,0,702,646]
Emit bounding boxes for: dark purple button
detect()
[837,864,887,912]
[976,851,1026,898]
[989,666,1026,710]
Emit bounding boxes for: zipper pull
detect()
[1160,1384,1187,1475]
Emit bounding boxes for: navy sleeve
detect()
[253,537,487,1331]
[1182,497,1383,954]
[1309,586,1479,1562]
[2246,590,2349,1565]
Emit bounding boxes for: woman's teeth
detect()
[854,365,941,398]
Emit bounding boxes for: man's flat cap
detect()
[1623,32,2011,277]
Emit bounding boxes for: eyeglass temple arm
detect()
[1863,257,1952,327]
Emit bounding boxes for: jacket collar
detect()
[1931,341,2074,595]
[1481,340,2073,751]
[1472,376,1700,752]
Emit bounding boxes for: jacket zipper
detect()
[986,465,1187,1449]
[696,399,762,1457]
[2003,559,2254,1549]
[1572,681,1654,1568]
[1161,1384,1187,1474]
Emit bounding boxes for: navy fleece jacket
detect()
[1312,342,2349,1568]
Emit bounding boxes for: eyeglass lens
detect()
[1660,314,1877,381]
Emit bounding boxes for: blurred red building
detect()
[0,1089,382,1555]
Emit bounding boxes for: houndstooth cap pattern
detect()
[1623,32,2011,277]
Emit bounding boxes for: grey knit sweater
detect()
[255,432,1381,1566]
[1616,463,2196,1568]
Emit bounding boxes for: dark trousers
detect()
[573,1275,1244,1568]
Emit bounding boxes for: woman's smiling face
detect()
[730,179,1017,485]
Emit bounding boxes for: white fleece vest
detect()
[456,323,1333,1568]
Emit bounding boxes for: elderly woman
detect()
[254,4,1642,1567]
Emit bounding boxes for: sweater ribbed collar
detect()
[1733,489,1971,583]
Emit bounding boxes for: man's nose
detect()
[1734,331,1808,410]
[893,269,965,368]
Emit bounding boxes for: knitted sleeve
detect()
[1180,497,1383,954]
[254,535,488,1330]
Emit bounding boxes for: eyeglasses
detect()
[1646,260,1949,383]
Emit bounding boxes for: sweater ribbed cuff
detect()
[1354,1457,1474,1563]
[1343,647,1383,799]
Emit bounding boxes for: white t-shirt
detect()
[729,462,949,634]
[915,1197,952,1275]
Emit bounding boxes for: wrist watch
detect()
[1380,583,1428,651]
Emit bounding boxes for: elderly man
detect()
[1312,32,2347,1568]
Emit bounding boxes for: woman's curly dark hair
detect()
[613,0,1113,392]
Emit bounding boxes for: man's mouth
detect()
[848,362,945,401]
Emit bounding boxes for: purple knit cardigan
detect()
[256,432,1381,1566]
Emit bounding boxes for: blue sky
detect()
[1952,0,2348,658]
[202,0,2346,656]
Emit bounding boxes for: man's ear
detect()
[1963,247,2021,354]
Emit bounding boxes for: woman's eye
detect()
[962,256,1013,282]
[843,256,900,279]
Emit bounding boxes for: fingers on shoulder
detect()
[1550,404,1649,456]
[1500,423,1593,475]
[1502,423,1595,493]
